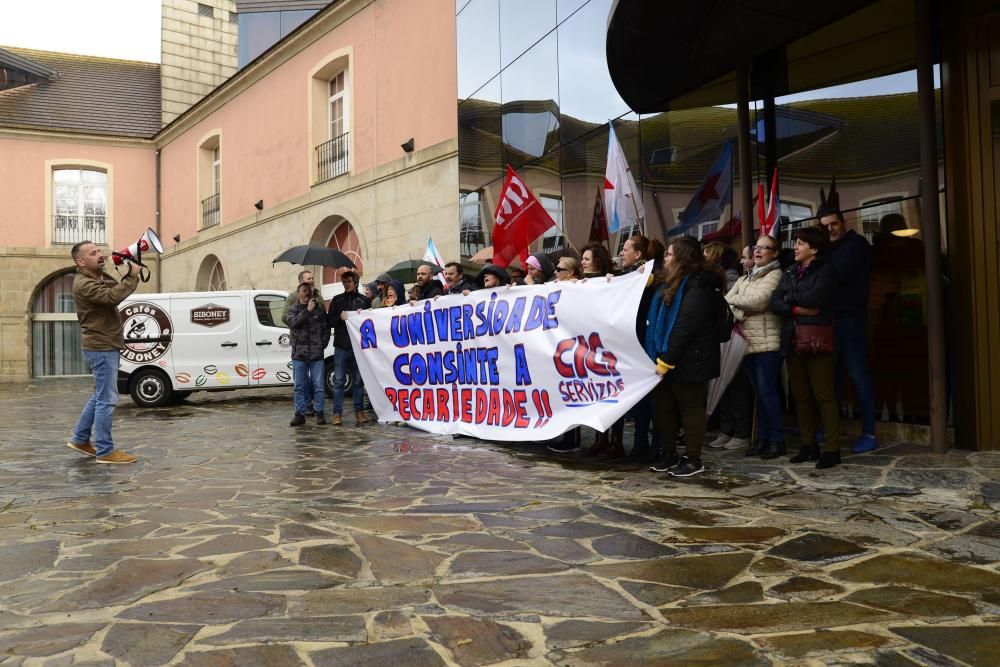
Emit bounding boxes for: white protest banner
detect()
[344,262,660,441]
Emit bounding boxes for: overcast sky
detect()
[0,0,161,62]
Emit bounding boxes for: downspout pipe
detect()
[155,148,161,293]
[915,0,948,453]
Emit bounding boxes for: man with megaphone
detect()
[66,240,142,464]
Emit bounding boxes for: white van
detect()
[116,290,348,407]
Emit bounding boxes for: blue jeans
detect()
[743,351,784,443]
[72,350,120,457]
[332,347,364,415]
[835,318,876,436]
[293,358,325,415]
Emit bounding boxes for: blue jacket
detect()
[828,229,871,320]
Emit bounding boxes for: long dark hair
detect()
[657,237,704,304]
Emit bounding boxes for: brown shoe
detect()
[67,441,97,457]
[355,411,369,424]
[96,450,137,465]
[585,432,611,458]
[332,414,343,426]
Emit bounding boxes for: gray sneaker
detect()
[723,437,749,450]
[707,433,731,448]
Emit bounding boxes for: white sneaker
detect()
[707,433,731,448]
[723,437,750,450]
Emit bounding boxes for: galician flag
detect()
[423,237,447,284]
[671,141,733,236]
[604,123,644,233]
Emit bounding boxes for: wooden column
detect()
[915,0,949,453]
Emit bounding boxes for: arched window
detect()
[209,259,227,291]
[322,221,363,294]
[53,168,107,245]
[197,255,228,291]
[31,272,87,377]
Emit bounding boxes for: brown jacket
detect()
[73,267,140,351]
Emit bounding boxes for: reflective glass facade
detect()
[457,0,947,425]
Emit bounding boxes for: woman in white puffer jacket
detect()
[725,235,784,457]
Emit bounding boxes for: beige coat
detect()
[725,261,783,354]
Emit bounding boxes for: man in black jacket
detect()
[412,263,444,300]
[821,208,877,454]
[327,271,371,425]
[288,282,330,426]
[443,262,475,295]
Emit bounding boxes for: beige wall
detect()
[161,0,238,125]
[161,141,459,294]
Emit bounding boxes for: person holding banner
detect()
[619,235,650,273]
[475,264,510,290]
[413,263,444,301]
[67,240,140,464]
[580,243,615,277]
[523,253,555,285]
[327,271,371,425]
[645,237,725,477]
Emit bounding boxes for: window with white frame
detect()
[198,135,222,229]
[615,221,642,254]
[209,259,227,291]
[859,197,904,242]
[317,70,349,181]
[777,200,813,247]
[460,190,488,258]
[53,169,107,245]
[539,195,564,253]
[31,272,87,376]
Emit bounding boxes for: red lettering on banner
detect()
[437,388,450,421]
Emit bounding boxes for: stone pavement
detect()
[1,379,998,666]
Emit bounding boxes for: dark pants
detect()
[743,351,784,442]
[716,367,752,438]
[650,380,708,461]
[787,350,839,452]
[835,317,876,436]
[632,393,660,453]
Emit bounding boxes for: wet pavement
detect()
[1,378,998,666]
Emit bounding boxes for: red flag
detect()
[589,185,609,243]
[491,165,556,268]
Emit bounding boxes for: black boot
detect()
[759,440,786,459]
[745,439,767,457]
[789,445,819,463]
[816,451,841,469]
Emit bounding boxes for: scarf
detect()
[643,275,689,361]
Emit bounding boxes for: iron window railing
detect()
[53,214,106,245]
[316,132,349,183]
[202,193,220,229]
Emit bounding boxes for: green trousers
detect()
[650,380,708,461]
[786,350,840,452]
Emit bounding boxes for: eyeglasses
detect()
[555,266,570,272]
[753,245,777,251]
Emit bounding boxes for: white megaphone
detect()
[112,227,163,282]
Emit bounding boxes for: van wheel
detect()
[130,368,172,408]
[324,360,353,397]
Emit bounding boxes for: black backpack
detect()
[714,288,734,343]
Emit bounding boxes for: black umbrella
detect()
[273,245,355,269]
[384,259,441,284]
